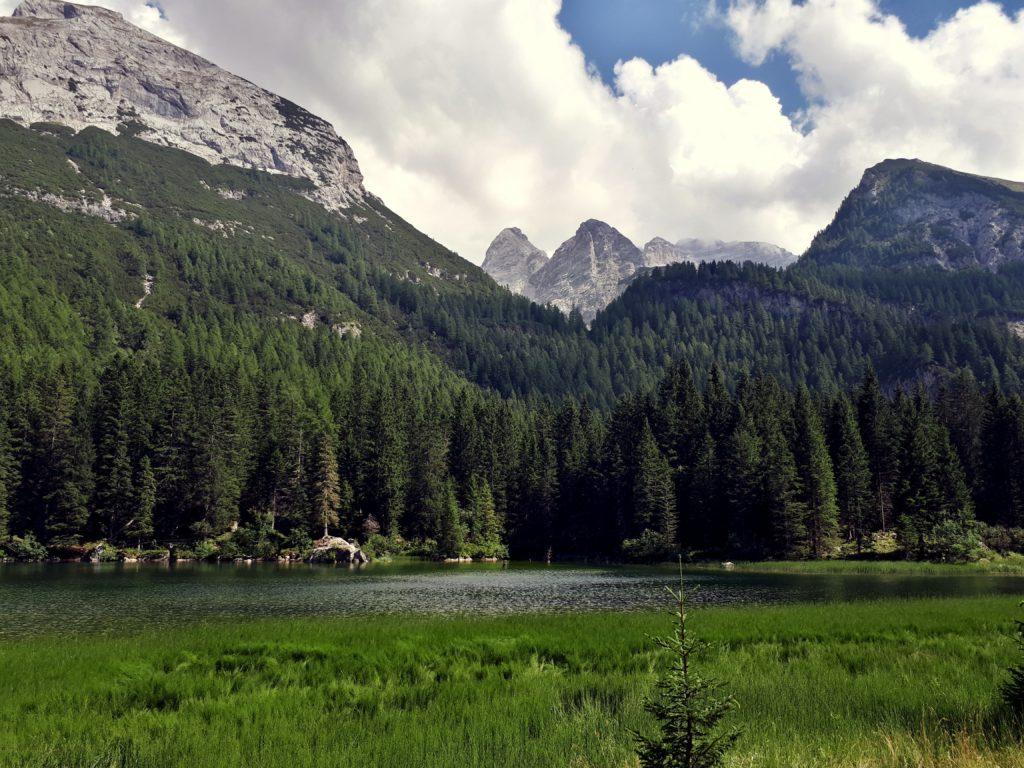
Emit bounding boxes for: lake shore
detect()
[2,595,1022,767]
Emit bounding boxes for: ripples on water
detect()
[1,560,1023,638]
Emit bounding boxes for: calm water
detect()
[1,560,1022,638]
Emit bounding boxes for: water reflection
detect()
[1,560,1022,638]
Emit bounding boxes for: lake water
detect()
[1,560,1022,639]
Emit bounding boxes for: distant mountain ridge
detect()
[483,224,793,320]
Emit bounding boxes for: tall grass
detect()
[691,556,1024,576]
[0,597,1021,767]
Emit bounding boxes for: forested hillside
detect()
[5,118,1024,562]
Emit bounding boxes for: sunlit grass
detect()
[689,556,1024,576]
[1,597,1021,767]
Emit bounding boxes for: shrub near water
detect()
[1,596,1022,768]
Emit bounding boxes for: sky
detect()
[6,0,1024,262]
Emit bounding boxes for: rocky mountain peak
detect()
[808,158,1024,269]
[526,219,643,322]
[13,0,118,20]
[481,227,548,294]
[643,237,695,268]
[0,0,365,211]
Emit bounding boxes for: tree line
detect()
[3,334,1022,562]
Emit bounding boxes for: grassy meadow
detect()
[2,596,1023,767]
[691,556,1024,576]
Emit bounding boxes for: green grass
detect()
[1,597,1022,767]
[689,555,1024,576]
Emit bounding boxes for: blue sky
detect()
[559,0,1024,113]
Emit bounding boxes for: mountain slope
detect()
[805,158,1024,269]
[0,0,364,210]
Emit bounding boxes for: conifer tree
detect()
[34,372,92,546]
[94,359,136,542]
[436,479,465,559]
[827,395,873,552]
[1002,602,1024,714]
[0,393,13,542]
[635,562,738,768]
[135,455,156,544]
[895,391,976,560]
[634,418,677,545]
[856,366,896,531]
[792,387,839,558]
[313,433,341,537]
[466,475,504,558]
[680,432,717,554]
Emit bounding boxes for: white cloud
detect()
[5,0,1024,262]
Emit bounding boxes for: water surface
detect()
[1,560,1022,639]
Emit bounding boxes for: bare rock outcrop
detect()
[481,227,548,294]
[0,0,365,212]
[526,219,644,322]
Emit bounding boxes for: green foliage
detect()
[1,120,1023,564]
[1003,601,1024,715]
[2,596,1013,767]
[1,533,47,562]
[635,569,738,768]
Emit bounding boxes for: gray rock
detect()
[0,0,365,213]
[669,238,796,268]
[642,237,698,268]
[481,227,548,294]
[527,219,644,322]
[808,158,1024,269]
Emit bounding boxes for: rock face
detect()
[527,219,645,321]
[481,227,547,294]
[487,223,794,320]
[641,237,697,268]
[806,158,1024,269]
[0,0,365,211]
[670,238,796,269]
[309,535,368,564]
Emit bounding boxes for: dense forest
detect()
[2,345,1021,564]
[4,120,1024,562]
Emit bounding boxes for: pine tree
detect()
[895,391,976,560]
[792,387,840,558]
[722,414,763,556]
[94,359,136,542]
[135,455,156,545]
[0,391,13,542]
[466,475,504,558]
[313,433,341,537]
[635,562,738,768]
[827,395,873,552]
[436,479,465,559]
[856,366,896,532]
[33,372,92,546]
[634,418,677,545]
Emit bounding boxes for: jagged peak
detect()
[12,0,121,22]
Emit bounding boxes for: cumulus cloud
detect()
[5,0,1024,262]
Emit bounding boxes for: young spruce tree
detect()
[635,561,738,768]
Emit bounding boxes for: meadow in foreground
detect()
[1,596,1021,768]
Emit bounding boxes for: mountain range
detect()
[483,223,795,320]
[6,1,1024,559]
[4,0,1024,401]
